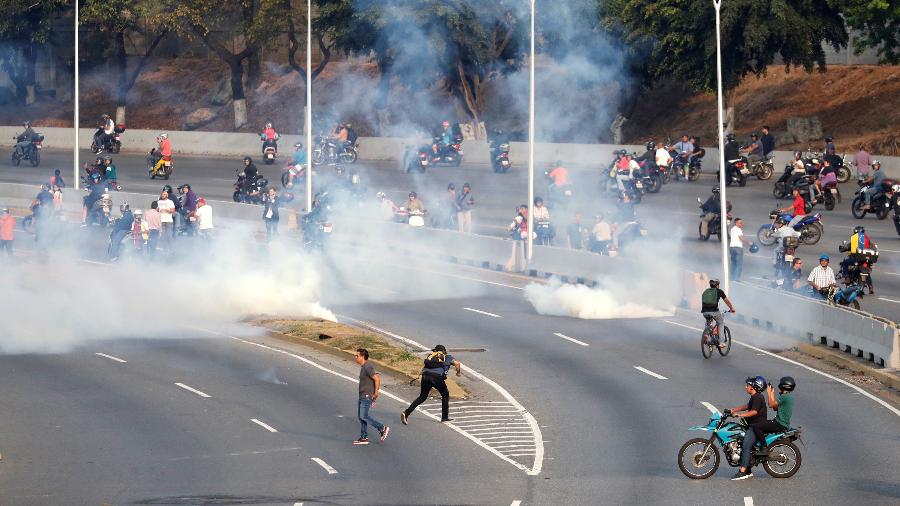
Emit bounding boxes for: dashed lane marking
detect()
[250,418,278,433]
[744,497,754,506]
[553,332,589,347]
[463,307,502,318]
[663,320,702,332]
[174,382,211,398]
[511,500,522,506]
[310,457,338,475]
[634,366,668,380]
[701,402,720,415]
[95,352,127,363]
[877,297,900,304]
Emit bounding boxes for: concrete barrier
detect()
[3,126,898,178]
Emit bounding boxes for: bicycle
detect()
[701,311,732,359]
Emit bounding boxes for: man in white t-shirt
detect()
[157,191,175,251]
[196,198,213,239]
[655,141,672,170]
[729,218,752,281]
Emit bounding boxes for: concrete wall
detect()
[2,126,899,179]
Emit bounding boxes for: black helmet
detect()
[618,149,628,156]
[409,191,417,198]
[775,217,788,226]
[709,278,720,288]
[645,141,655,151]
[534,196,543,204]
[726,133,736,142]
[711,185,720,194]
[162,184,173,194]
[40,183,50,191]
[777,376,796,392]
[243,156,253,163]
[825,136,833,142]
[447,183,456,191]
[853,225,865,235]
[95,157,103,164]
[746,376,767,392]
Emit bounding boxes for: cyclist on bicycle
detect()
[701,278,736,348]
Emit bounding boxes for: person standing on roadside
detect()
[729,218,752,281]
[401,344,462,425]
[262,187,280,242]
[0,208,15,258]
[144,200,161,258]
[354,348,389,445]
[853,143,871,179]
[456,182,474,233]
[157,191,175,252]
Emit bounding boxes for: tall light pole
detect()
[74,2,80,189]
[527,0,535,262]
[305,0,313,211]
[713,0,730,290]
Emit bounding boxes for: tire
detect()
[824,194,835,211]
[800,223,822,245]
[312,150,324,166]
[90,142,100,154]
[701,329,714,359]
[836,166,851,184]
[281,172,291,188]
[11,153,20,166]
[233,191,242,203]
[344,150,358,164]
[762,440,802,478]
[851,197,867,219]
[30,150,40,166]
[773,183,788,199]
[678,438,720,479]
[876,204,890,220]
[452,156,462,167]
[647,175,662,193]
[739,174,747,187]
[717,326,731,356]
[757,163,774,180]
[850,300,860,310]
[757,225,777,246]
[112,142,121,154]
[689,168,700,181]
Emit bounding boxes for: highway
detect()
[4,148,899,320]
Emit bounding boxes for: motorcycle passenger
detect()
[285,143,307,188]
[861,160,886,210]
[724,376,769,480]
[815,158,837,197]
[261,122,279,154]
[153,133,172,175]
[840,225,876,294]
[108,203,134,261]
[616,153,639,192]
[700,278,735,348]
[243,156,259,181]
[807,253,837,297]
[723,133,741,183]
[654,141,672,171]
[699,186,722,238]
[82,173,107,225]
[760,126,775,157]
[405,191,425,213]
[742,133,763,163]
[432,121,453,161]
[752,377,796,455]
[15,121,36,156]
[50,168,66,190]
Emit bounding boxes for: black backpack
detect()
[423,351,446,371]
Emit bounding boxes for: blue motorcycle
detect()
[757,210,823,246]
[678,412,802,479]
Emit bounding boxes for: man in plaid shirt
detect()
[808,253,837,297]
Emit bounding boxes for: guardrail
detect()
[3,181,896,367]
[2,126,898,177]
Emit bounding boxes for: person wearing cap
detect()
[0,208,15,257]
[132,209,148,253]
[808,254,837,297]
[196,198,213,239]
[401,344,462,425]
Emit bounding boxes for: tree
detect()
[283,0,333,83]
[80,0,169,124]
[165,0,288,128]
[832,0,900,64]
[0,0,69,104]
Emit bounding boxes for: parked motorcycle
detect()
[90,124,125,154]
[11,133,44,167]
[147,148,173,179]
[677,412,802,479]
[757,210,824,246]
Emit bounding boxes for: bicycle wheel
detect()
[717,326,732,356]
[701,328,713,359]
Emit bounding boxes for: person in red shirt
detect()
[261,122,279,154]
[779,189,807,228]
[548,161,569,186]
[153,133,172,175]
[0,208,15,257]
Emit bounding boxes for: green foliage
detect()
[80,0,148,33]
[832,0,900,64]
[606,0,849,92]
[0,0,68,44]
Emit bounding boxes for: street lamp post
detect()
[305,0,313,211]
[527,0,535,262]
[713,0,730,291]
[74,2,80,189]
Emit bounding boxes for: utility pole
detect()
[713,0,730,290]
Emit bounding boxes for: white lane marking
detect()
[883,272,900,276]
[744,497,754,506]
[553,332,589,347]
[350,282,398,295]
[634,366,668,380]
[511,501,522,506]
[195,327,542,475]
[250,418,278,433]
[463,307,502,318]
[310,457,338,475]
[701,402,720,415]
[663,318,900,417]
[294,503,304,506]
[877,297,900,304]
[81,259,110,266]
[174,382,211,398]
[664,320,702,331]
[879,248,900,253]
[95,352,127,363]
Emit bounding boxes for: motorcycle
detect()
[11,133,44,167]
[670,151,702,182]
[302,214,332,251]
[281,163,306,189]
[677,412,802,479]
[722,157,749,186]
[697,197,732,242]
[827,283,865,310]
[403,144,431,173]
[261,135,278,165]
[147,148,173,180]
[430,134,464,167]
[851,179,895,220]
[748,154,775,180]
[805,150,851,183]
[492,143,511,173]
[615,220,648,253]
[757,210,824,246]
[233,169,268,204]
[90,124,125,154]
[839,241,878,288]
[771,236,800,289]
[85,192,113,227]
[394,208,427,227]
[312,135,358,165]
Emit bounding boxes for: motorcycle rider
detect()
[699,186,722,238]
[489,127,510,168]
[103,156,118,188]
[404,191,425,213]
[95,114,115,149]
[771,217,801,283]
[723,133,741,183]
[808,253,838,297]
[700,278,735,348]
[861,160,886,210]
[724,376,769,481]
[616,153,639,192]
[654,141,672,172]
[752,377,796,455]
[741,133,763,163]
[779,189,807,228]
[814,158,837,198]
[431,121,453,161]
[634,140,657,172]
[50,168,66,189]
[285,142,308,188]
[547,160,569,201]
[108,202,134,261]
[15,121,36,156]
[153,133,172,176]
[840,225,876,294]
[261,122,279,154]
[81,173,107,226]
[673,134,694,177]
[243,156,259,181]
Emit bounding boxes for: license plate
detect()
[830,188,838,194]
[741,168,750,175]
[634,181,643,188]
[785,254,794,262]
[457,150,464,155]
[323,225,333,233]
[501,160,510,166]
[421,160,429,165]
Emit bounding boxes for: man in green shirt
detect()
[753,376,796,452]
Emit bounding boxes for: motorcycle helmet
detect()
[23,120,31,127]
[709,278,720,288]
[824,136,833,142]
[179,183,191,191]
[104,156,112,163]
[746,376,766,392]
[775,217,788,226]
[133,209,143,217]
[162,184,173,195]
[645,141,654,151]
[447,183,455,191]
[159,133,168,140]
[294,142,303,149]
[534,197,543,205]
[90,173,101,182]
[40,183,50,191]
[853,225,865,235]
[120,202,129,212]
[265,122,272,129]
[409,191,417,198]
[819,253,830,261]
[871,160,881,170]
[749,243,760,254]
[726,133,736,142]
[95,157,103,165]
[376,191,386,199]
[778,376,796,392]
[711,185,720,194]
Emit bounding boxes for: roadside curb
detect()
[796,343,900,391]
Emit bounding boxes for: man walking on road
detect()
[729,218,752,280]
[355,348,389,445]
[401,344,462,425]
[0,208,15,258]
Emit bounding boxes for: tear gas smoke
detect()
[257,366,289,385]
[525,281,673,319]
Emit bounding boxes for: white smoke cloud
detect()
[525,280,673,320]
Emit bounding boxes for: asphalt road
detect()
[4,148,899,320]
[1,221,898,504]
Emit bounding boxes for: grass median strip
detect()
[253,318,467,399]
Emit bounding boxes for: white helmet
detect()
[265,122,272,129]
[159,133,168,140]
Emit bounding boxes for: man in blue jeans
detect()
[354,348,390,445]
